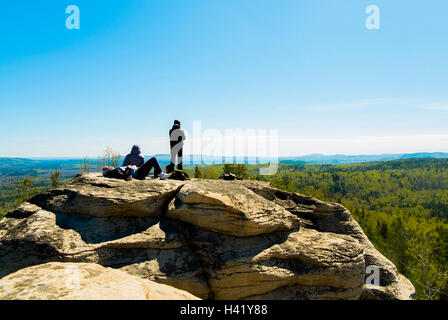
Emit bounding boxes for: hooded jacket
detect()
[122,145,145,167]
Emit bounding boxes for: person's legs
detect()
[167,145,176,173]
[169,147,176,167]
[177,147,183,170]
[151,158,163,177]
[135,157,162,179]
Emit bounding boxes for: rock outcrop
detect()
[0,262,199,300]
[0,173,415,300]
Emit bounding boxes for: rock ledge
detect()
[0,173,415,300]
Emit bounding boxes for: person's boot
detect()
[166,163,175,173]
[177,163,183,171]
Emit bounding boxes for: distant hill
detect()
[148,152,448,165]
[1,152,447,169]
[278,152,448,164]
[147,154,275,166]
[0,158,81,170]
[0,158,81,178]
[0,158,39,168]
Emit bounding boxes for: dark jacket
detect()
[122,145,145,167]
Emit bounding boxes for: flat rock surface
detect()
[0,262,199,300]
[28,173,185,217]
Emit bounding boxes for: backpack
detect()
[220,173,237,181]
[169,169,191,181]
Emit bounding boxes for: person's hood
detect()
[131,145,142,155]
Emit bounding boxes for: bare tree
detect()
[79,157,93,173]
[97,147,121,171]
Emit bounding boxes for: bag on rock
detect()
[169,169,191,181]
[220,173,237,180]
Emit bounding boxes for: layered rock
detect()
[166,180,300,237]
[193,228,365,299]
[0,173,415,300]
[235,180,415,297]
[28,174,184,217]
[0,201,208,298]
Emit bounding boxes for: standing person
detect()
[167,120,186,173]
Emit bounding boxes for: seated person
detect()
[123,145,145,167]
[103,146,170,180]
[102,165,134,181]
[133,156,171,180]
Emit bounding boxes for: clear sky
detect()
[0,0,447,158]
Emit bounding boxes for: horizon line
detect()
[2,151,447,161]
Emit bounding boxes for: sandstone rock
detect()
[0,201,209,299]
[361,274,415,300]
[0,174,415,300]
[191,228,365,299]
[167,180,301,237]
[28,173,184,217]
[0,262,199,300]
[239,181,413,297]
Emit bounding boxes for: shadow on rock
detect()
[55,213,160,244]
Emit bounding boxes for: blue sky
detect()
[0,0,447,157]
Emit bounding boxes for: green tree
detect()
[380,221,389,239]
[194,165,204,178]
[50,170,61,188]
[407,229,448,300]
[10,177,39,206]
[223,163,249,179]
[202,167,220,179]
